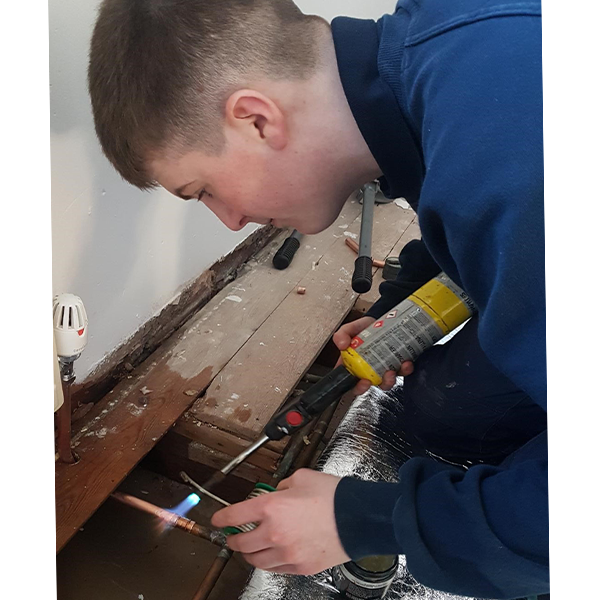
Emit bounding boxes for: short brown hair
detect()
[88,0,325,189]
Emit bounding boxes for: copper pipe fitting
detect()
[56,377,77,464]
[191,547,234,600]
[344,238,385,269]
[111,492,224,546]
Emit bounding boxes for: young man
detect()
[88,1,547,598]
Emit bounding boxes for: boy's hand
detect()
[333,316,414,394]
[212,470,349,575]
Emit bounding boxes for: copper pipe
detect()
[271,421,315,483]
[111,492,224,546]
[345,238,385,269]
[56,376,77,464]
[294,399,341,470]
[345,238,360,253]
[191,547,234,600]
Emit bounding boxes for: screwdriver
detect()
[272,230,303,270]
[202,366,358,490]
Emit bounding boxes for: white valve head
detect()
[53,293,88,360]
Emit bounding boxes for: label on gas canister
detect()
[350,273,475,377]
[332,563,395,599]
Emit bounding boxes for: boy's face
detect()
[149,85,362,235]
[150,136,353,236]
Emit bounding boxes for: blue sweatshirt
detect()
[331,1,547,598]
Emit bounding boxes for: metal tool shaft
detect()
[181,471,231,507]
[352,183,376,293]
[358,183,376,257]
[220,434,270,477]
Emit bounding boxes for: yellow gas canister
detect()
[341,273,476,385]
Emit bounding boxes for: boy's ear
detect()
[225,90,288,150]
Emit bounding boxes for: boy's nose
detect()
[209,204,247,231]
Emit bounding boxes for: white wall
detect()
[50,0,396,381]
[295,0,396,22]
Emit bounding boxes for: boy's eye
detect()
[196,189,213,202]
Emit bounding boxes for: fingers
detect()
[221,470,348,577]
[225,527,272,555]
[243,548,280,570]
[211,494,268,529]
[243,548,292,571]
[332,317,375,351]
[400,361,414,377]
[354,379,372,395]
[267,564,298,575]
[379,362,414,390]
[332,329,352,351]
[333,317,376,395]
[379,371,397,391]
[334,318,415,394]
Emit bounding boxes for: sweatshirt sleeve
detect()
[335,432,549,599]
[365,238,441,319]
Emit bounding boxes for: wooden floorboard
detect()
[190,202,417,439]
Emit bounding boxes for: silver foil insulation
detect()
[239,379,484,600]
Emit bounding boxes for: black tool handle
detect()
[265,366,359,440]
[382,257,402,281]
[273,235,301,270]
[352,255,373,294]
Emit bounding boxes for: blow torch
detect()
[204,272,476,489]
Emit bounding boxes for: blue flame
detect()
[169,493,202,519]
[155,493,202,537]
